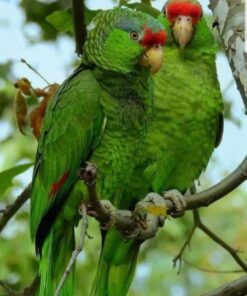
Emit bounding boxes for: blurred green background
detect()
[0,0,246,295]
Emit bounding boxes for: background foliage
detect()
[0,1,246,295]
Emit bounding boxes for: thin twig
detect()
[0,184,31,232]
[173,226,196,274]
[21,59,50,85]
[193,210,247,272]
[183,258,244,274]
[0,274,39,296]
[173,210,247,275]
[21,274,40,296]
[72,0,87,55]
[54,203,88,296]
[0,280,18,295]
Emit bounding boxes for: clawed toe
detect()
[78,162,97,186]
[163,189,186,218]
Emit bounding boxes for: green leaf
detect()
[119,1,160,17]
[0,163,33,196]
[84,7,102,25]
[46,9,73,33]
[46,7,102,34]
[0,62,12,79]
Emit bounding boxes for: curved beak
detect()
[139,45,164,74]
[172,16,193,49]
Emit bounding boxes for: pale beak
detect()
[139,45,164,74]
[172,15,193,49]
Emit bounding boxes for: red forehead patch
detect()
[140,29,167,48]
[166,1,202,24]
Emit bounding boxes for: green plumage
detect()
[30,8,164,296]
[143,13,223,193]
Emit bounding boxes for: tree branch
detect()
[173,226,196,273]
[0,274,39,296]
[72,0,87,55]
[185,156,247,209]
[173,210,247,275]
[0,184,31,232]
[193,210,247,272]
[209,0,247,111]
[54,203,88,296]
[182,258,244,274]
[204,275,247,296]
[77,156,247,241]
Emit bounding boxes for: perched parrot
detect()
[92,1,223,295]
[142,0,224,195]
[30,8,166,296]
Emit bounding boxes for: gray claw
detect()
[163,189,186,218]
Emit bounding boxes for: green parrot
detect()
[30,8,166,296]
[142,0,224,195]
[92,1,223,295]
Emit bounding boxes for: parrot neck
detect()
[92,66,153,104]
[92,66,154,128]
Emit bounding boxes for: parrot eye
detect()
[130,31,139,40]
[178,17,182,21]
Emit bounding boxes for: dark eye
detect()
[130,31,139,40]
[187,18,191,22]
[178,17,182,21]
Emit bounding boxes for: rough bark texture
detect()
[209,0,246,111]
[203,275,247,296]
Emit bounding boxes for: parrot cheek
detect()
[139,46,164,74]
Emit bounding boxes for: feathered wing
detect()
[30,67,105,295]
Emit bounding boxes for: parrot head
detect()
[162,0,202,49]
[83,8,167,74]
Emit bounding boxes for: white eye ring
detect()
[130,31,139,40]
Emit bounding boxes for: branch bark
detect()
[0,274,39,296]
[78,156,247,242]
[185,156,247,209]
[72,0,87,55]
[0,184,31,232]
[209,0,247,111]
[203,275,247,296]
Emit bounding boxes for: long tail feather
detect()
[38,220,75,296]
[91,229,140,296]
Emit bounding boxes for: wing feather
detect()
[30,68,104,249]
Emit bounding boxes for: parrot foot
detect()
[77,162,97,186]
[99,200,117,230]
[123,227,141,239]
[163,189,186,218]
[141,192,168,227]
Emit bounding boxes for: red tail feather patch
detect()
[140,29,167,48]
[50,171,69,197]
[166,1,202,24]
